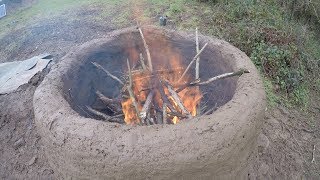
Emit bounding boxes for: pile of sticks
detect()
[88,27,250,125]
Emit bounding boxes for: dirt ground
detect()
[0,1,320,179]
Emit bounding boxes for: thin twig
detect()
[178,43,208,82]
[92,62,124,85]
[138,28,153,71]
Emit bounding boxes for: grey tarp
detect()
[0,54,52,94]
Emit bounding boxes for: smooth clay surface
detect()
[33,26,266,179]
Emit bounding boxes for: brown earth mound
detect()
[33,26,266,179]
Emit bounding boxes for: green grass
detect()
[145,0,319,108]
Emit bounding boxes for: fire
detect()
[121,31,202,125]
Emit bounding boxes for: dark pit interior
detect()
[63,29,238,123]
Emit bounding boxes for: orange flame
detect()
[121,30,202,125]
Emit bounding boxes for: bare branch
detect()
[178,43,208,82]
[176,69,250,93]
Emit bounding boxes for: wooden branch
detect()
[92,62,124,85]
[178,43,208,82]
[139,53,147,71]
[176,69,250,93]
[162,103,167,124]
[139,90,155,120]
[96,91,122,113]
[198,69,250,85]
[139,28,153,71]
[164,81,192,118]
[86,106,124,123]
[126,59,141,123]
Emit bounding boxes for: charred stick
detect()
[164,81,192,118]
[139,28,153,71]
[126,59,141,123]
[139,90,155,121]
[86,106,124,123]
[96,91,122,113]
[178,43,208,82]
[92,62,124,85]
[176,69,250,93]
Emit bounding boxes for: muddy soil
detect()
[0,2,320,179]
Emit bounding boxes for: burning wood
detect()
[88,28,250,126]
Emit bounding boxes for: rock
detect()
[26,156,37,166]
[13,137,25,149]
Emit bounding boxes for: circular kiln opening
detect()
[63,28,238,125]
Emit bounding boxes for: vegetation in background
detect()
[147,0,320,108]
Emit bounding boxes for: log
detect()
[164,81,192,118]
[92,62,124,85]
[178,43,208,82]
[176,69,250,93]
[96,91,122,113]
